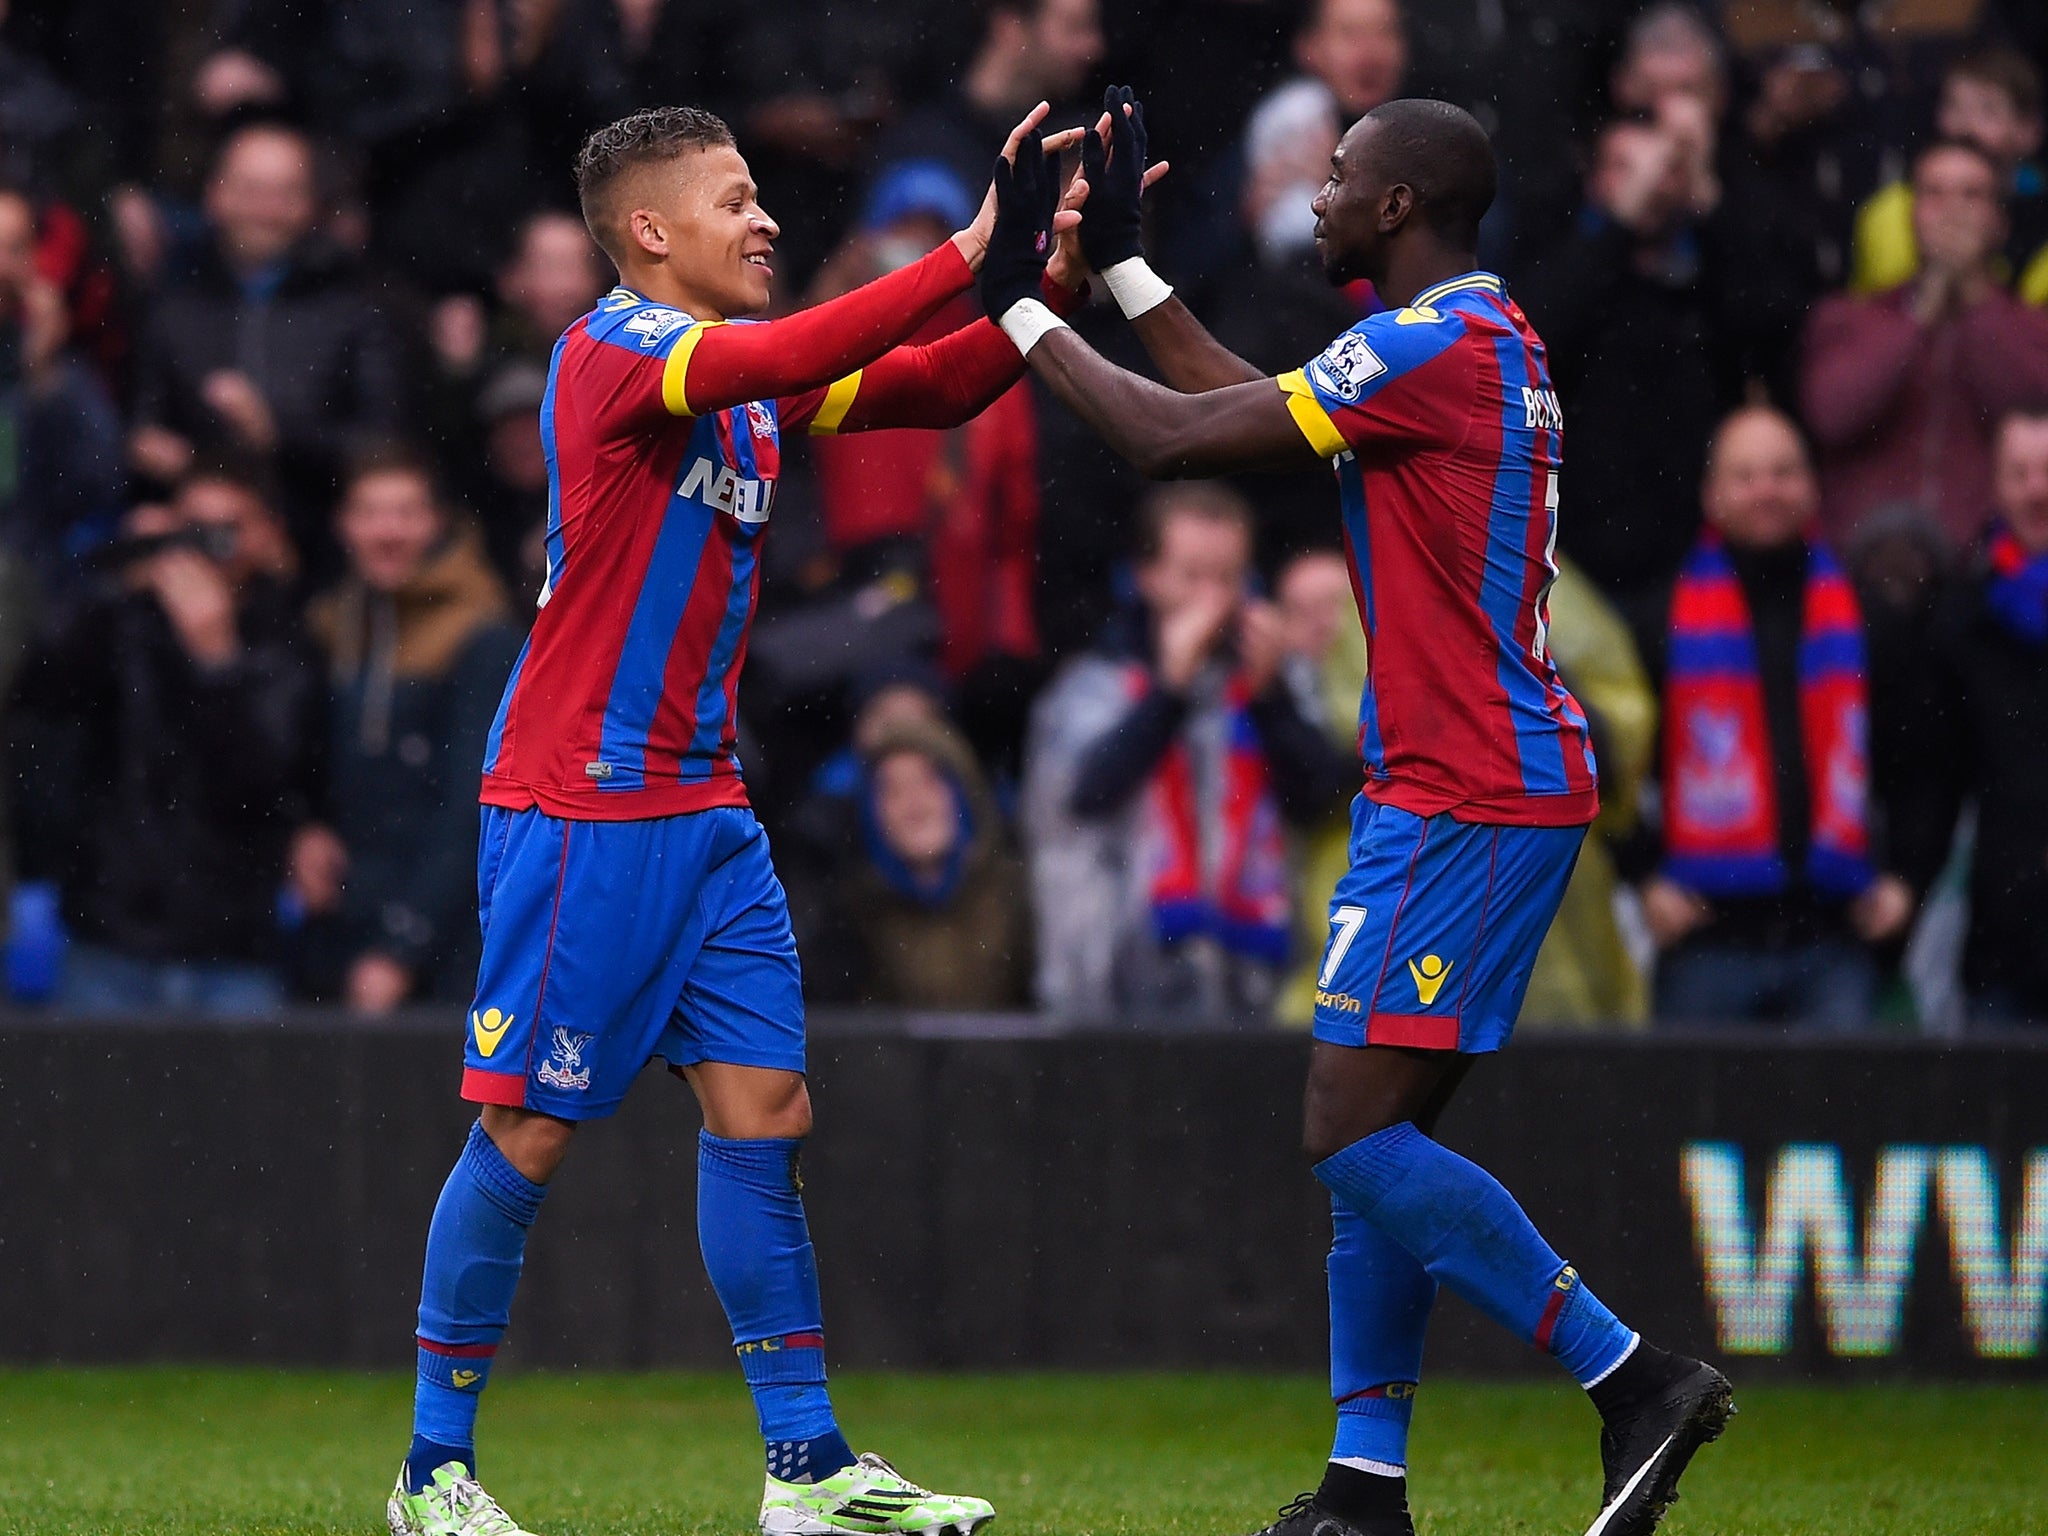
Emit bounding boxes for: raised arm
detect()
[670,240,980,417]
[1128,298,1270,391]
[782,275,1087,434]
[666,106,1085,421]
[1022,329,1322,477]
[982,121,1319,478]
[1075,87,1267,392]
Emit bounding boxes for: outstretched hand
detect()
[978,119,1081,319]
[955,102,1084,273]
[1079,85,1168,275]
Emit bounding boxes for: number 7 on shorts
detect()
[1320,905,1369,990]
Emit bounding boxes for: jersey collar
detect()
[600,285,698,320]
[1410,271,1505,310]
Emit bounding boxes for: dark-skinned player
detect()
[982,90,1733,1536]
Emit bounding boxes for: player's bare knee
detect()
[1301,1048,1436,1162]
[479,1105,576,1184]
[764,1075,814,1140]
[1301,1068,1363,1163]
[688,1062,813,1140]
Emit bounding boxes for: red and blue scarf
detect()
[1137,670,1293,964]
[1662,535,1873,899]
[1986,520,2048,647]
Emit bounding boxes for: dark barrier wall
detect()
[4,1014,2045,1380]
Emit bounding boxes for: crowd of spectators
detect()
[2,0,2046,1034]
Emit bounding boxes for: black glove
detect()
[980,128,1061,320]
[1080,85,1149,273]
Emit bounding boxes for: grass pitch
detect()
[0,1369,2042,1535]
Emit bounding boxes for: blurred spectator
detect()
[1730,40,1861,290]
[1023,484,1353,1022]
[521,0,943,284]
[0,2,126,377]
[1288,0,1406,125]
[1721,0,1971,209]
[11,0,171,199]
[0,185,123,591]
[424,209,604,590]
[1892,408,2048,1025]
[494,209,609,351]
[1607,1,1721,118]
[294,445,519,1012]
[1845,502,1954,889]
[1268,547,1367,1025]
[1803,139,2048,549]
[199,0,530,289]
[427,211,606,424]
[1521,557,1658,1029]
[1207,81,1371,559]
[1638,406,1913,1029]
[1851,47,2048,305]
[781,659,953,1003]
[1238,81,1346,293]
[0,0,80,192]
[1211,76,1365,357]
[467,361,551,601]
[1185,0,1404,296]
[1401,0,1617,265]
[869,0,1104,221]
[509,0,750,208]
[128,120,405,569]
[1521,8,1811,615]
[28,190,124,389]
[16,464,316,1015]
[834,714,1032,1010]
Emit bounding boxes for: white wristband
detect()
[998,297,1071,357]
[1102,257,1173,319]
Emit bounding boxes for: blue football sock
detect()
[406,1121,547,1493]
[1328,1198,1436,1473]
[698,1130,856,1483]
[1315,1122,1637,1387]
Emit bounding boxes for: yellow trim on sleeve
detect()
[1277,369,1348,460]
[809,370,864,435]
[660,319,725,417]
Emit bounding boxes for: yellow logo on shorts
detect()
[1407,955,1453,1006]
[472,1008,513,1058]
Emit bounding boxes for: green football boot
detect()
[760,1451,994,1536]
[387,1460,537,1536]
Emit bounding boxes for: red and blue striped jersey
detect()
[1277,272,1598,827]
[480,288,842,820]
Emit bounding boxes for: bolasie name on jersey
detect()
[1520,386,1562,431]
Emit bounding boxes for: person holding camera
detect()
[15,463,317,1015]
[1022,482,1354,1022]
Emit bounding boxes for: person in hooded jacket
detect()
[292,443,520,1012]
[841,713,1031,1011]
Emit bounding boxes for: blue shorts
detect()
[462,804,805,1119]
[1311,798,1583,1054]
